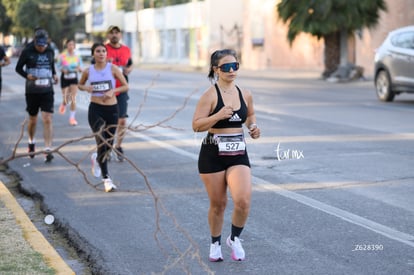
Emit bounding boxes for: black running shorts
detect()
[60,73,78,89]
[198,133,250,174]
[25,92,54,116]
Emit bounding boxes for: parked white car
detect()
[374,25,414,102]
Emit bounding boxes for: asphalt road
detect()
[0,59,413,275]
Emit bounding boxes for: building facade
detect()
[77,0,414,76]
[123,0,243,67]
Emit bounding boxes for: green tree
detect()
[144,0,191,8]
[116,0,192,11]
[15,0,45,37]
[118,0,136,11]
[2,0,69,49]
[277,0,387,78]
[0,1,12,37]
[1,0,22,36]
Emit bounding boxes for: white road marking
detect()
[253,179,414,248]
[131,130,414,248]
[75,90,414,248]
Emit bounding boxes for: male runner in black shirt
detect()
[15,28,58,162]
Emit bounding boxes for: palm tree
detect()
[277,0,387,78]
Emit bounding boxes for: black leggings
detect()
[88,102,118,178]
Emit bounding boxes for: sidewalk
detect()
[0,169,74,275]
[136,62,374,82]
[137,62,325,80]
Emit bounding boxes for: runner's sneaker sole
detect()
[69,118,78,126]
[44,153,54,163]
[28,143,35,159]
[103,178,117,192]
[209,241,223,262]
[115,147,124,162]
[59,104,66,114]
[226,236,245,261]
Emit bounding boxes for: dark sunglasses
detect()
[218,62,239,72]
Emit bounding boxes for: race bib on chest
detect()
[91,80,112,94]
[214,134,246,156]
[64,72,77,79]
[34,78,50,87]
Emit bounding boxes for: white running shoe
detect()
[103,178,117,192]
[209,241,223,262]
[91,153,101,178]
[226,236,245,261]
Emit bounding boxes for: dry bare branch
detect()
[0,82,212,273]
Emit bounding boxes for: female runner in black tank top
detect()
[192,49,260,262]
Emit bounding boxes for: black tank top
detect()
[210,84,247,129]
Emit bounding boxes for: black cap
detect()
[34,29,49,47]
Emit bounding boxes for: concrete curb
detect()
[0,181,74,275]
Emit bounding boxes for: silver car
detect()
[374,25,414,102]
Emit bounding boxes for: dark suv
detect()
[374,25,414,102]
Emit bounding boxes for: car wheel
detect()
[375,70,394,102]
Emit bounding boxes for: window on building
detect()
[178,29,190,59]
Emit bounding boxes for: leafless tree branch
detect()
[0,82,211,273]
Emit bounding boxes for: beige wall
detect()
[242,0,324,71]
[206,0,244,52]
[242,0,414,76]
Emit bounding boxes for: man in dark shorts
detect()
[105,25,133,161]
[15,28,58,163]
[0,45,11,96]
